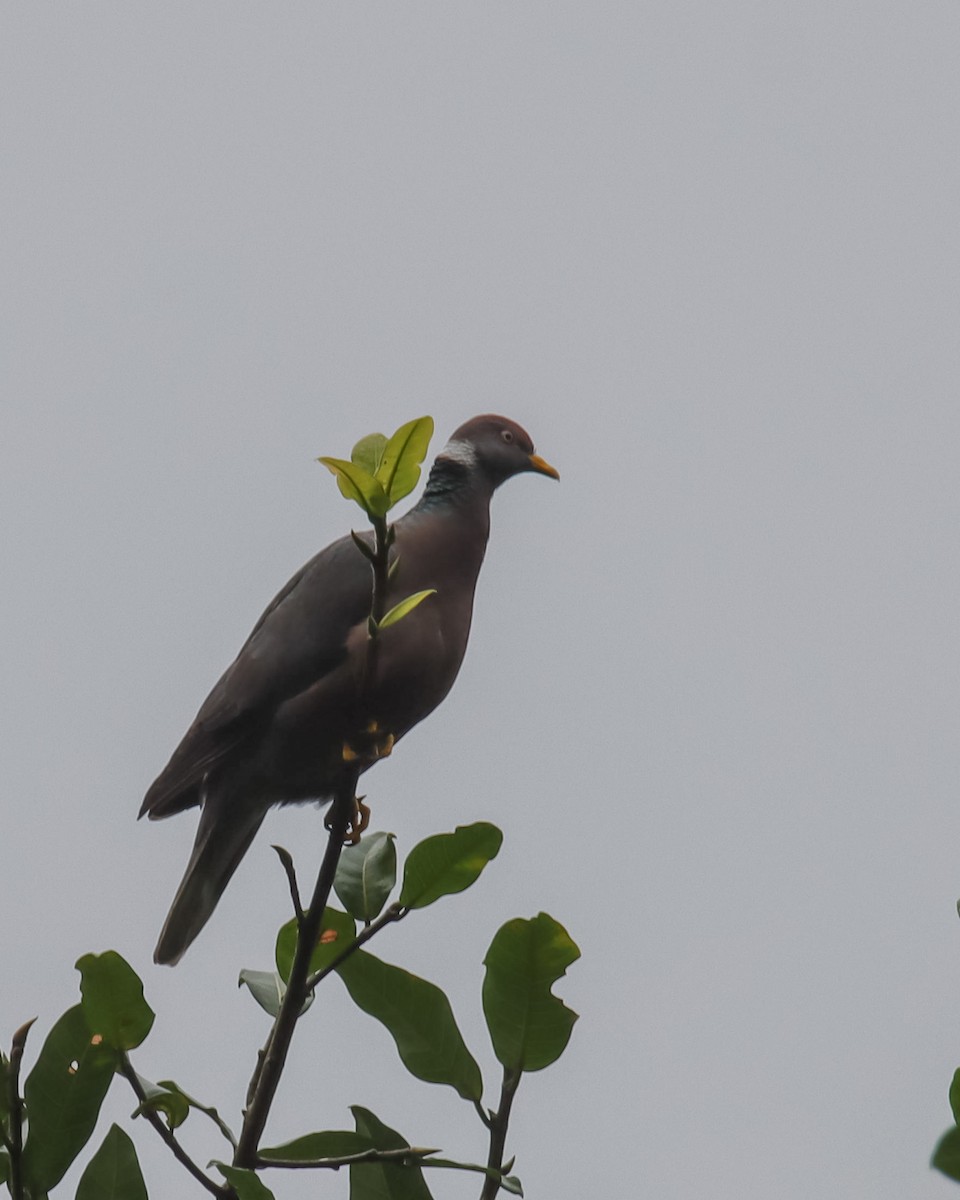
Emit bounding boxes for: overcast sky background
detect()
[4,4,960,1198]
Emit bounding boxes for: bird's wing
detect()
[141,533,373,817]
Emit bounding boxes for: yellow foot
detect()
[326,794,371,845]
[341,719,395,764]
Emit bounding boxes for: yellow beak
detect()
[528,453,560,480]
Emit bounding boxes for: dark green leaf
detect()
[318,456,389,517]
[352,433,389,476]
[482,912,580,1072]
[949,1068,960,1126]
[350,1106,433,1200]
[275,908,356,982]
[261,1130,373,1161]
[375,417,435,506]
[0,1150,9,1186]
[131,1074,190,1129]
[22,1005,118,1194]
[337,950,481,1101]
[399,823,503,910]
[76,951,154,1051]
[335,831,398,922]
[933,1125,960,1181]
[214,1163,276,1199]
[379,590,436,631]
[75,1124,146,1200]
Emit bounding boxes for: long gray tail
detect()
[154,794,266,965]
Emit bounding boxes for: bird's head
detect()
[438,415,559,489]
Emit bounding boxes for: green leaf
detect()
[318,456,389,517]
[275,908,357,982]
[337,950,482,1101]
[131,1074,190,1129]
[352,433,389,476]
[350,1106,433,1200]
[482,912,580,1072]
[375,416,435,506]
[0,1150,9,1186]
[214,1163,276,1199]
[399,823,503,910]
[378,590,436,631]
[335,831,398,922]
[261,1130,374,1161]
[76,951,155,1051]
[22,1005,118,1194]
[933,1125,960,1181]
[949,1068,960,1126]
[238,969,295,1018]
[75,1124,147,1200]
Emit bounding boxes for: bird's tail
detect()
[154,793,266,965]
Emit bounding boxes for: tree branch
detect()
[479,1067,521,1200]
[234,510,394,1169]
[234,779,356,1167]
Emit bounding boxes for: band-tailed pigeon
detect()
[141,415,558,964]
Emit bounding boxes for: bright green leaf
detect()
[76,951,154,1051]
[350,1106,433,1200]
[75,1124,147,1200]
[378,590,436,631]
[375,417,435,506]
[261,1130,373,1161]
[482,912,580,1073]
[275,908,356,982]
[335,831,398,922]
[399,823,503,910]
[352,433,389,476]
[22,1005,118,1194]
[337,950,482,1101]
[318,456,389,517]
[214,1163,276,1199]
[933,1125,960,1181]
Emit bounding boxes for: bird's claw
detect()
[341,719,395,765]
[327,794,371,845]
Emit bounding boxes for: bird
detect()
[141,414,558,964]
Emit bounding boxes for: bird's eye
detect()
[500,429,514,444]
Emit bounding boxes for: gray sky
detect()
[3,4,960,1197]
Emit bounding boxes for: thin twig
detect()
[258,1145,440,1170]
[479,1067,522,1200]
[271,844,303,922]
[304,901,407,993]
[120,1054,229,1198]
